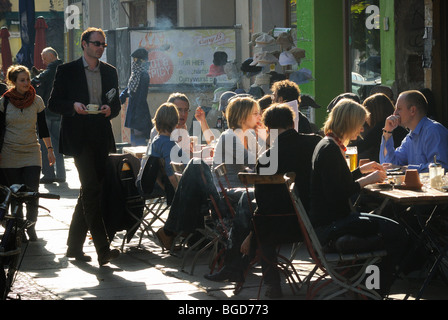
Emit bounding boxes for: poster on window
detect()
[130,29,238,87]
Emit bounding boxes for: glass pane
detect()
[350,0,381,100]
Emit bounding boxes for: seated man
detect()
[150,92,215,147]
[271,79,313,134]
[205,104,321,299]
[380,90,448,172]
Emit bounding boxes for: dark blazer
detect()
[48,57,121,156]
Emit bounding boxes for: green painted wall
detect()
[296,0,345,129]
[380,0,395,88]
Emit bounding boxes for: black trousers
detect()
[66,142,110,256]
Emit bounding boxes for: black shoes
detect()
[39,177,66,184]
[66,250,92,262]
[204,267,244,283]
[98,249,120,266]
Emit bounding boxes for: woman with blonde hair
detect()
[213,95,264,187]
[0,65,55,241]
[310,98,409,298]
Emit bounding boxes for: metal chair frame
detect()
[282,173,387,300]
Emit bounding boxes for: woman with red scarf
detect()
[310,98,410,297]
[0,65,55,241]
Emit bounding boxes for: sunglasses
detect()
[88,41,107,48]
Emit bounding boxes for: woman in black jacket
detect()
[310,98,409,297]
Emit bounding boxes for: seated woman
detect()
[310,98,410,297]
[349,93,408,162]
[146,102,189,191]
[155,96,264,250]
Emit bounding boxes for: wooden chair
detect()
[282,173,387,300]
[237,172,307,299]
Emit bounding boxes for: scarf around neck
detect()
[128,61,145,93]
[326,132,347,153]
[4,86,36,109]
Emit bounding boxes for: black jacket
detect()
[48,57,121,156]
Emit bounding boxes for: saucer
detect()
[86,110,102,114]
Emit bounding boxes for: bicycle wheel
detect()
[1,221,24,300]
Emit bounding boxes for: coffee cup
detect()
[86,104,99,112]
[404,169,421,187]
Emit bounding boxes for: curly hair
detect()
[270,79,301,103]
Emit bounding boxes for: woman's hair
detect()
[153,102,179,133]
[262,103,295,129]
[225,96,259,129]
[6,65,30,88]
[363,93,395,128]
[167,92,190,107]
[258,94,273,112]
[324,98,369,142]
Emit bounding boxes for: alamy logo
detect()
[65,5,81,30]
[168,122,279,174]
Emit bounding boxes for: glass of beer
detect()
[346,146,358,171]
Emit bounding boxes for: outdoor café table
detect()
[123,146,148,159]
[362,184,448,299]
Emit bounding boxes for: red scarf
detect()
[326,132,347,153]
[3,86,36,109]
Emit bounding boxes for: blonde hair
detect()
[225,96,259,129]
[6,65,31,88]
[324,98,369,144]
[153,102,179,133]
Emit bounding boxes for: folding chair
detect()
[175,161,230,275]
[237,172,306,299]
[120,156,173,252]
[283,173,387,300]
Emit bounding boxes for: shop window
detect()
[349,0,381,99]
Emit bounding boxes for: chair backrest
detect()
[282,174,326,270]
[213,163,235,218]
[137,156,175,204]
[214,163,231,189]
[170,161,186,183]
[238,172,302,246]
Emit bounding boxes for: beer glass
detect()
[346,146,358,171]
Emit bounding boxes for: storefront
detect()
[296,0,448,128]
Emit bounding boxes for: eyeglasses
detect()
[88,41,107,48]
[177,108,190,113]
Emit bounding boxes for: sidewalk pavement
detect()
[7,156,448,301]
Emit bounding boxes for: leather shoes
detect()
[39,177,55,184]
[204,267,244,283]
[155,228,174,250]
[67,250,92,262]
[98,248,120,266]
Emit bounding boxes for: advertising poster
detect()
[130,29,237,87]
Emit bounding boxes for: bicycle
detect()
[0,184,60,300]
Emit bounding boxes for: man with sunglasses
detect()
[48,27,121,266]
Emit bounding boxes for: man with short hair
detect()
[150,92,215,147]
[32,47,65,184]
[380,90,448,172]
[270,79,313,134]
[49,27,121,266]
